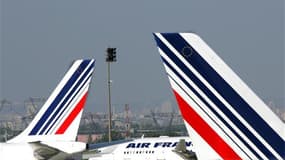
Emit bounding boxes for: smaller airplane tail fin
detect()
[153,33,285,160]
[8,59,95,143]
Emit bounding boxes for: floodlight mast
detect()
[106,47,116,143]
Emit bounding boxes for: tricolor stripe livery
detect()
[29,59,94,136]
[30,59,94,136]
[8,59,95,143]
[153,33,285,160]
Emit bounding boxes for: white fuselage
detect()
[0,143,37,160]
[89,136,193,160]
[0,142,75,160]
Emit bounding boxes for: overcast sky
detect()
[0,1,284,113]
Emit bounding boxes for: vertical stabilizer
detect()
[8,59,95,143]
[153,33,285,160]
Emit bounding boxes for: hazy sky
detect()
[0,1,284,113]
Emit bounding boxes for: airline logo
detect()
[153,33,285,159]
[126,141,193,149]
[29,59,95,136]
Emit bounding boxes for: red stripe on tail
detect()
[56,92,88,134]
[173,90,241,160]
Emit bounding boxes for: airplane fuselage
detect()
[89,136,194,160]
[0,142,83,160]
[0,143,36,160]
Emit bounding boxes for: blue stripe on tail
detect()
[43,63,94,135]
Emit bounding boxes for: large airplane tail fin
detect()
[153,33,285,160]
[8,59,95,143]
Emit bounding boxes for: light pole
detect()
[106,47,116,143]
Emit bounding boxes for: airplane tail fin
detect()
[8,59,95,143]
[153,33,285,160]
